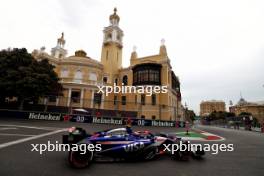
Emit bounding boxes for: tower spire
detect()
[240,91,243,99]
[51,32,67,59]
[101,8,124,84]
[159,38,167,56]
[103,8,123,47]
[57,32,65,48]
[109,7,120,26]
[131,45,137,60]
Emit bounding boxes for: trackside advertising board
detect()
[70,114,186,127]
[0,110,186,127]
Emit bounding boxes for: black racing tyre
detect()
[68,146,94,168]
[172,151,190,161]
[191,146,205,159]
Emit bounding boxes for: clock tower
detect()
[101,8,123,84]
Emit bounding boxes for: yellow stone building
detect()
[229,98,264,123]
[200,100,226,116]
[32,8,182,121]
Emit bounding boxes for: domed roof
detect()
[237,98,247,105]
[61,50,102,68]
[75,50,87,57]
[109,8,120,22]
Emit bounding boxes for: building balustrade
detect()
[60,77,104,86]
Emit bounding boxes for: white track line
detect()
[0,133,35,137]
[181,137,205,141]
[0,127,18,130]
[0,129,67,149]
[0,124,63,131]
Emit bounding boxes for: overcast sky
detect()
[0,0,263,113]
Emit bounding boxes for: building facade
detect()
[32,8,182,121]
[229,98,264,123]
[200,100,226,116]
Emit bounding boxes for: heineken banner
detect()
[28,112,62,121]
[0,110,64,121]
[70,114,186,127]
[0,110,186,127]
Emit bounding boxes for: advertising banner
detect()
[70,114,185,127]
[0,110,186,127]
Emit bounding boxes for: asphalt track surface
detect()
[0,119,264,176]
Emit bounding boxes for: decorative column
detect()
[159,104,162,120]
[67,88,72,107]
[101,93,105,109]
[44,97,48,112]
[56,97,59,106]
[176,99,178,121]
[80,88,84,108]
[90,90,94,108]
[44,97,48,105]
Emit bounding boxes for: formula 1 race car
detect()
[62,127,205,168]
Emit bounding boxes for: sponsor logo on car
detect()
[123,142,145,152]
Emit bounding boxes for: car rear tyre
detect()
[68,148,94,168]
[143,147,158,160]
[172,151,189,161]
[192,147,205,159]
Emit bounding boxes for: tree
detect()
[208,111,217,120]
[239,112,252,116]
[226,112,235,117]
[185,109,196,121]
[208,111,230,120]
[0,48,62,108]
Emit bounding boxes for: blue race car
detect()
[62,127,205,168]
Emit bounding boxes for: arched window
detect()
[103,77,108,83]
[141,94,145,105]
[107,33,112,40]
[151,94,156,105]
[122,75,128,85]
[121,96,126,105]
[61,68,68,77]
[74,70,82,83]
[89,72,97,81]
